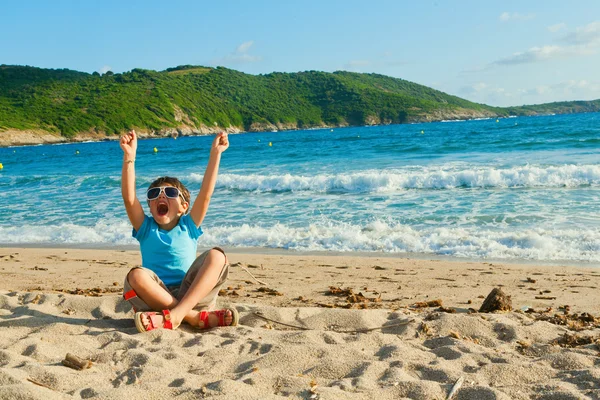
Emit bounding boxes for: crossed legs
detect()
[127,249,233,329]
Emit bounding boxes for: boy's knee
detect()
[208,248,226,265]
[126,267,147,286]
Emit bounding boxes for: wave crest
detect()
[188,164,600,193]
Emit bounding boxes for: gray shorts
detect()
[123,247,229,312]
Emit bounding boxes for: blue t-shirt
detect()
[133,214,203,286]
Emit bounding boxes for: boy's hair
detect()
[148,176,191,207]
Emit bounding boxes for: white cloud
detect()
[488,21,600,67]
[552,79,600,95]
[213,41,262,65]
[236,41,254,53]
[460,79,600,106]
[459,82,508,98]
[519,80,600,100]
[547,23,566,33]
[528,85,551,95]
[499,12,535,22]
[99,65,112,74]
[561,21,600,46]
[493,45,565,65]
[473,82,488,92]
[493,41,597,66]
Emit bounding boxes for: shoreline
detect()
[0,116,509,148]
[1,112,593,148]
[2,243,599,269]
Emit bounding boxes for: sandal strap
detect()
[213,309,227,326]
[145,312,160,331]
[199,310,210,328]
[197,309,232,329]
[146,310,173,330]
[162,309,173,330]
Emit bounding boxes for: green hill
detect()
[504,99,600,116]
[0,64,598,140]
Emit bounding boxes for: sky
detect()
[2,0,600,107]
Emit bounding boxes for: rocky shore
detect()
[0,107,499,147]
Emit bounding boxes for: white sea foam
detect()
[188,164,600,193]
[0,220,136,246]
[201,221,600,262]
[2,219,598,262]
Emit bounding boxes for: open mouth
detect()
[157,202,169,216]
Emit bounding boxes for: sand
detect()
[1,247,599,399]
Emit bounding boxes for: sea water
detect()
[0,113,599,263]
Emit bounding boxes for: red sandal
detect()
[198,308,239,329]
[134,309,174,333]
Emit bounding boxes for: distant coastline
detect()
[0,111,580,148]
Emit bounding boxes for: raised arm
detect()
[189,132,229,227]
[120,130,145,231]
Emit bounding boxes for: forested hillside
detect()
[1,64,598,140]
[0,65,504,138]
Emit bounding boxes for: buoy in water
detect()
[75,150,79,154]
[258,139,261,142]
[268,142,272,147]
[421,130,424,134]
[496,119,499,123]
[0,163,3,170]
[330,129,333,132]
[153,147,158,153]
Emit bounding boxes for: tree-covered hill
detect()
[504,99,600,116]
[0,64,598,140]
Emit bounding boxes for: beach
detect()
[1,247,599,399]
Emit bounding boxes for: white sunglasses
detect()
[146,186,184,201]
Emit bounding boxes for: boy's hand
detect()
[211,132,229,154]
[120,130,138,159]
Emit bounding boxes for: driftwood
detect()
[240,266,268,286]
[479,288,512,313]
[61,353,92,370]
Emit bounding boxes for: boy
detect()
[120,129,237,332]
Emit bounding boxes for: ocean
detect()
[1,113,599,263]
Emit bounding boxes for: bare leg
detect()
[130,250,232,329]
[170,249,233,328]
[127,268,178,310]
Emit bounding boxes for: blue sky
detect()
[2,0,600,107]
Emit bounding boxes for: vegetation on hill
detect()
[504,100,600,116]
[0,64,598,139]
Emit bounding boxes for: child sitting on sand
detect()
[119,129,238,332]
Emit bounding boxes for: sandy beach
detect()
[1,247,599,399]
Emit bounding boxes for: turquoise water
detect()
[1,113,599,262]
